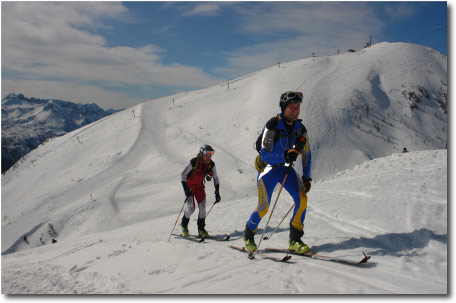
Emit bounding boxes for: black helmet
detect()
[280,91,303,111]
[200,144,215,156]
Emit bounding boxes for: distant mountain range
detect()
[1,93,122,173]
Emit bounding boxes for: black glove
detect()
[284,150,299,163]
[214,184,221,204]
[206,175,212,182]
[302,177,312,193]
[182,181,192,197]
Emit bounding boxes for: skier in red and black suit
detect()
[180,144,221,238]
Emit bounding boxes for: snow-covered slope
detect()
[2,150,447,294]
[1,42,447,294]
[1,93,121,173]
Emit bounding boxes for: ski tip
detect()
[282,255,292,262]
[360,251,371,263]
[360,255,371,263]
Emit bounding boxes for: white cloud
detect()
[384,3,415,19]
[235,2,382,37]
[181,3,222,16]
[218,2,384,78]
[2,2,221,108]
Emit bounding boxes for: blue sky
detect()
[1,1,447,110]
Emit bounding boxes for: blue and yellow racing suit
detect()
[247,113,311,234]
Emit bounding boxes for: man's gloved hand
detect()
[182,181,192,197]
[215,191,221,203]
[302,177,312,193]
[284,149,300,163]
[214,184,221,204]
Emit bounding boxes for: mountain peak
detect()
[2,93,27,106]
[1,93,123,173]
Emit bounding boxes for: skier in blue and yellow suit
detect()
[243,91,312,254]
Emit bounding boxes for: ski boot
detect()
[198,229,209,238]
[181,216,190,237]
[182,226,190,238]
[243,223,257,252]
[289,240,311,255]
[289,223,311,255]
[197,218,209,238]
[244,238,257,252]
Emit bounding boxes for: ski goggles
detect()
[282,91,303,102]
[202,151,215,157]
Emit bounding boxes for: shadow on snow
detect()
[311,228,447,257]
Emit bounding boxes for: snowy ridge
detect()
[1,42,447,294]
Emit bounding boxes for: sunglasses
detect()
[202,151,215,157]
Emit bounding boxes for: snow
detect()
[1,42,448,294]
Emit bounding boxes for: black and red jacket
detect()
[181,155,219,192]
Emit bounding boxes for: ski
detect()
[229,245,292,262]
[171,233,205,243]
[192,234,231,241]
[264,248,371,266]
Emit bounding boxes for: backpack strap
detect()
[191,157,199,170]
[191,156,212,174]
[265,115,280,130]
[297,124,307,136]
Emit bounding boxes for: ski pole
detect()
[253,164,293,258]
[205,201,217,218]
[263,204,295,240]
[167,198,187,242]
